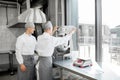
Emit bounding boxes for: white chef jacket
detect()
[36,32,72,57]
[15,33,36,64]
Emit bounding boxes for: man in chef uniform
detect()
[36,21,76,80]
[15,22,36,80]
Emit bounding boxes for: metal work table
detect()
[0,50,15,75]
[53,59,120,80]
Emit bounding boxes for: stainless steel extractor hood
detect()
[7,8,46,28]
[7,0,47,28]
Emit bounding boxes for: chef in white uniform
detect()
[36,21,76,80]
[15,22,36,80]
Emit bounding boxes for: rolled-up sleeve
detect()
[15,37,24,64]
[52,34,72,47]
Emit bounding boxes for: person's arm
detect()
[52,26,58,35]
[53,27,76,47]
[68,27,76,35]
[15,37,26,72]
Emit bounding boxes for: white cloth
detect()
[36,61,40,80]
[36,32,72,57]
[15,33,37,64]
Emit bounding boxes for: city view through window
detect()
[78,0,95,60]
[102,0,120,67]
[78,0,120,68]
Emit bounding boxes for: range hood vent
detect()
[7,0,47,28]
[7,8,46,28]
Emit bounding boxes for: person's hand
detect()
[20,64,26,72]
[52,26,58,35]
[53,26,58,32]
[69,27,76,34]
[71,27,76,33]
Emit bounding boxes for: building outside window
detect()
[102,0,120,66]
[78,0,95,60]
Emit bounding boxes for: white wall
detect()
[0,7,24,51]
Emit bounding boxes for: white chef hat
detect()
[25,22,35,28]
[42,21,53,30]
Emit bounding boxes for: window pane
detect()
[102,0,120,66]
[78,0,95,60]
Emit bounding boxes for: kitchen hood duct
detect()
[31,0,48,8]
[7,0,47,28]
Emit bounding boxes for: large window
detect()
[102,0,120,66]
[78,0,95,60]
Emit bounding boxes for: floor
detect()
[0,71,17,80]
[0,71,61,80]
[0,71,87,80]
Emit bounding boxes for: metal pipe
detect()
[0,4,17,8]
[26,0,30,9]
[6,5,8,25]
[0,1,20,15]
[55,0,58,26]
[0,1,18,5]
[61,0,65,26]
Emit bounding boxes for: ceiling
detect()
[0,0,26,5]
[1,0,25,3]
[0,0,48,7]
